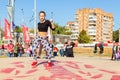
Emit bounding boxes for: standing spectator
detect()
[93,43,97,53]
[7,40,14,57]
[30,43,33,56]
[14,42,19,57]
[26,44,31,57]
[18,44,24,57]
[99,42,104,54]
[63,42,68,57]
[1,41,5,51]
[111,43,118,60]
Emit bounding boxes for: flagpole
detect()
[34,0,37,35]
[0,18,1,40]
[118,28,120,44]
[11,0,15,36]
[8,0,15,38]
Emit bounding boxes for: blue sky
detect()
[0,0,120,30]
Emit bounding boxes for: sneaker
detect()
[31,61,38,66]
[47,60,52,67]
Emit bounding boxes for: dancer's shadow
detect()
[36,60,59,66]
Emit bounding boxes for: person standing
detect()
[7,40,14,57]
[14,42,19,57]
[111,43,118,60]
[1,41,5,51]
[99,42,104,54]
[31,11,55,66]
[18,44,24,57]
[26,44,31,57]
[30,43,33,57]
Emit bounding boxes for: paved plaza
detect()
[0,56,120,80]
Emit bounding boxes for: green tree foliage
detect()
[52,23,72,35]
[0,27,3,39]
[78,30,90,43]
[29,28,34,33]
[14,26,22,33]
[113,30,119,42]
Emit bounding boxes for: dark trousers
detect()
[111,52,116,60]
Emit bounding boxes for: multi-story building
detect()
[66,21,79,40]
[75,8,113,42]
[66,8,113,42]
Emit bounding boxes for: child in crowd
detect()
[53,46,58,56]
[59,46,64,57]
[26,44,31,57]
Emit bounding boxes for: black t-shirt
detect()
[38,20,55,32]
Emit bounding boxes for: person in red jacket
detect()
[7,40,14,57]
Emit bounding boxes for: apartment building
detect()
[66,21,79,40]
[76,8,113,42]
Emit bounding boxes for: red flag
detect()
[4,19,12,39]
[22,25,31,42]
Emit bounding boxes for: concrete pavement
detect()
[0,56,120,80]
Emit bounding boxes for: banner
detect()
[22,25,31,43]
[4,19,12,39]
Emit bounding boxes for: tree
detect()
[0,27,3,40]
[113,30,119,42]
[52,23,72,35]
[78,30,90,43]
[29,28,34,33]
[14,26,22,33]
